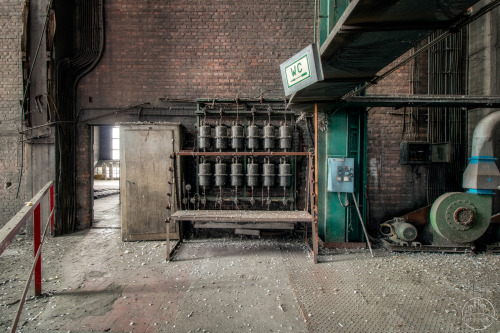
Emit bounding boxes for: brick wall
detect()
[0,0,26,227]
[72,0,314,229]
[365,53,429,229]
[77,0,314,108]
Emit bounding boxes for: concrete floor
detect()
[0,184,499,332]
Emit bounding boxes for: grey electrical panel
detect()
[327,158,355,193]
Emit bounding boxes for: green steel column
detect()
[319,0,351,46]
[317,108,366,243]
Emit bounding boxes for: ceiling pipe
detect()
[463,111,500,194]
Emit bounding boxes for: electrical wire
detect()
[16,0,54,199]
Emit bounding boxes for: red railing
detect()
[0,181,54,332]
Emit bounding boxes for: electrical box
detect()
[327,158,355,193]
[431,142,452,163]
[399,141,431,164]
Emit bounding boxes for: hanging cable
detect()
[337,192,351,207]
[16,0,54,199]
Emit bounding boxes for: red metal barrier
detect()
[50,185,54,235]
[0,181,54,332]
[33,203,42,295]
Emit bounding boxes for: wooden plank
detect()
[235,229,260,236]
[171,210,313,223]
[123,233,169,242]
[193,222,294,229]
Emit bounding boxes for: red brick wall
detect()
[366,53,429,229]
[77,0,314,108]
[73,0,314,229]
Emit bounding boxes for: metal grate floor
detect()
[283,247,499,333]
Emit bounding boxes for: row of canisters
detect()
[198,157,292,188]
[198,123,293,150]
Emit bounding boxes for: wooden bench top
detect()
[170,210,313,223]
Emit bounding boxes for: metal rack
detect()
[191,102,298,211]
[168,151,318,262]
[164,99,318,262]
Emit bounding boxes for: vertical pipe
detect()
[313,103,319,263]
[33,204,42,296]
[314,103,318,214]
[313,0,317,44]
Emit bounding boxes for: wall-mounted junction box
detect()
[400,141,452,165]
[327,157,355,193]
[400,142,431,164]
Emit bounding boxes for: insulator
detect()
[231,125,244,150]
[246,159,259,187]
[247,124,259,149]
[198,162,211,187]
[279,124,292,149]
[230,162,243,187]
[215,125,227,149]
[262,161,275,187]
[263,124,275,150]
[214,161,227,187]
[279,160,291,187]
[199,125,211,150]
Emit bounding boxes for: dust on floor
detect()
[1,230,499,333]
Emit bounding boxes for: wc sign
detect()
[285,55,311,88]
[280,44,323,96]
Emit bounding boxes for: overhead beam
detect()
[339,22,451,33]
[342,95,500,109]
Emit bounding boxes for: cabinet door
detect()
[120,124,179,241]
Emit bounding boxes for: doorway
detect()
[92,126,121,229]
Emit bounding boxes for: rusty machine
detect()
[381,111,500,252]
[167,99,318,261]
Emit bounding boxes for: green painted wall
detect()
[318,108,367,243]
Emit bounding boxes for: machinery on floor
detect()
[168,99,318,262]
[380,111,500,252]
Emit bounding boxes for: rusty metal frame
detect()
[168,151,319,263]
[176,151,312,157]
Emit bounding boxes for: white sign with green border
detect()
[280,44,323,96]
[285,54,311,88]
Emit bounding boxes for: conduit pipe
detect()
[463,111,500,193]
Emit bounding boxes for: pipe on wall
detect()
[53,0,104,234]
[463,111,500,193]
[469,111,500,157]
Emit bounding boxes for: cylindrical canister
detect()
[199,125,211,150]
[263,161,275,187]
[279,124,292,149]
[247,125,259,150]
[246,158,259,187]
[263,124,275,150]
[215,125,227,150]
[278,160,291,187]
[230,161,243,187]
[214,161,227,187]
[199,162,211,187]
[231,124,244,150]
